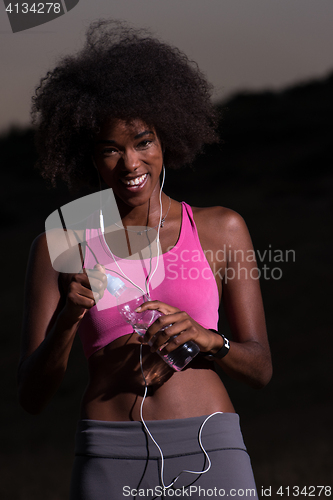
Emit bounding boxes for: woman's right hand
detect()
[19,235,110,414]
[60,264,108,322]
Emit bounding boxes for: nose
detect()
[122,149,141,172]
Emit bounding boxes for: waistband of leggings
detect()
[74,412,247,460]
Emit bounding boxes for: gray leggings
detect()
[70,413,258,499]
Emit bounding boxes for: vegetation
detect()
[1,72,332,499]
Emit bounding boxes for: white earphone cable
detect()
[98,164,221,491]
[139,348,223,490]
[144,164,165,295]
[99,165,165,298]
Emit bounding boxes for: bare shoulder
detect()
[29,226,85,275]
[27,232,58,287]
[30,231,53,263]
[191,205,248,240]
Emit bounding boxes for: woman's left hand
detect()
[136,300,223,355]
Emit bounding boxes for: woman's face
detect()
[93,118,164,208]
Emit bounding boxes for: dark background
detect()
[1,74,332,499]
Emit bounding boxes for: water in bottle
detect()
[106,274,200,370]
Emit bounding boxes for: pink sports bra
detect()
[78,202,219,358]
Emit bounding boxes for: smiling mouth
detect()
[120,173,148,187]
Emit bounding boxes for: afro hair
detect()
[32,19,219,188]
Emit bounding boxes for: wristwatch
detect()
[202,329,230,360]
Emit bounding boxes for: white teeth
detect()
[122,173,147,186]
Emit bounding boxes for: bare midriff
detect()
[80,333,235,422]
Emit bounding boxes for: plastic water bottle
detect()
[106,274,200,371]
[156,319,200,371]
[106,274,156,335]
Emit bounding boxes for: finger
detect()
[136,300,179,315]
[159,327,198,354]
[71,273,106,305]
[146,311,189,337]
[94,264,105,273]
[71,272,92,289]
[86,276,106,293]
[67,285,96,310]
[85,278,106,301]
[92,291,101,303]
[149,319,191,352]
[86,269,108,294]
[86,266,107,301]
[148,330,177,352]
[86,268,107,282]
[142,312,179,342]
[145,316,188,349]
[160,326,219,353]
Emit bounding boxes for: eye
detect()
[137,139,152,149]
[101,147,120,157]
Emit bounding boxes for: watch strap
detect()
[202,329,230,360]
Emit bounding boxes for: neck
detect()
[114,188,168,228]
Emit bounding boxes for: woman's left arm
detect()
[138,209,272,389]
[214,209,272,388]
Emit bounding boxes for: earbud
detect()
[99,210,105,235]
[160,164,166,190]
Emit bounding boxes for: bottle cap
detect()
[106,274,125,296]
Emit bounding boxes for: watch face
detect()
[204,330,230,359]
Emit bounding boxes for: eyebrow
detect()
[96,130,155,145]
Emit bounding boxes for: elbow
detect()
[18,388,49,415]
[251,360,273,390]
[17,368,47,415]
[17,384,46,415]
[19,403,43,416]
[250,344,273,389]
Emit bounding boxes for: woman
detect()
[19,20,272,499]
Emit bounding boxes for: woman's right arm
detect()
[18,233,106,414]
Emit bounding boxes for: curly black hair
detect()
[32,19,219,188]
